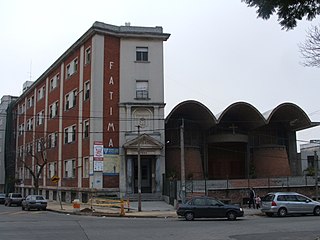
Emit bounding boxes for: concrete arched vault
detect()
[165,101,318,180]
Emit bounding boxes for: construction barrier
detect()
[90,198,130,216]
[72,199,81,212]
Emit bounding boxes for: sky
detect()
[1,0,320,150]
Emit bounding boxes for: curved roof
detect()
[264,102,313,131]
[166,101,317,132]
[217,102,266,131]
[165,100,216,129]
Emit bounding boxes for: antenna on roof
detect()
[28,60,32,81]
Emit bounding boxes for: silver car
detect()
[261,192,320,217]
[22,195,47,211]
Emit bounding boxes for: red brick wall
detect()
[166,147,204,179]
[253,146,291,177]
[103,175,119,188]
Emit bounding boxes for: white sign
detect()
[94,161,103,172]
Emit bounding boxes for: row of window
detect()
[18,157,90,180]
[18,122,89,157]
[18,45,149,114]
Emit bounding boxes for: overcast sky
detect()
[1,0,320,149]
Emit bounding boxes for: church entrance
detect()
[134,157,153,193]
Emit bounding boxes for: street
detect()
[0,204,320,240]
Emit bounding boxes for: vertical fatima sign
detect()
[93,141,104,171]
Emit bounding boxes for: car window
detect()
[12,193,22,198]
[262,194,274,201]
[296,195,309,202]
[207,198,220,206]
[285,195,297,202]
[193,198,207,206]
[36,196,44,200]
[277,195,286,201]
[26,196,31,200]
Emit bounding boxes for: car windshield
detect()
[12,193,22,198]
[0,194,5,197]
[35,196,44,200]
[262,194,274,202]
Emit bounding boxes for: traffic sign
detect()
[51,175,60,183]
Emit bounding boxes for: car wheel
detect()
[22,206,25,211]
[227,211,237,221]
[27,205,30,211]
[313,206,320,216]
[266,212,273,217]
[7,202,11,207]
[185,212,194,221]
[278,208,287,217]
[43,207,47,211]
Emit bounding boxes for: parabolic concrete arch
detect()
[165,101,318,181]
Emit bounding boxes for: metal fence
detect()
[163,176,319,202]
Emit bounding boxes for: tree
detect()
[242,0,320,30]
[20,136,50,195]
[299,25,320,67]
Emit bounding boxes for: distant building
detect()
[300,140,320,176]
[12,22,170,202]
[0,95,18,192]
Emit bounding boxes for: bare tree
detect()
[20,137,49,195]
[299,25,320,67]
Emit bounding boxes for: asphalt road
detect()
[0,204,319,240]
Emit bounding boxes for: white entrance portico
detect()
[124,134,163,194]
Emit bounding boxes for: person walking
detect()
[248,188,255,209]
[255,195,261,209]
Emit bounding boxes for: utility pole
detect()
[137,125,142,212]
[315,151,319,201]
[180,118,185,203]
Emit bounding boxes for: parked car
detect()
[5,193,23,206]
[22,195,47,211]
[176,196,244,221]
[0,193,6,204]
[261,192,320,217]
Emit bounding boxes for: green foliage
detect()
[167,169,177,180]
[242,0,320,30]
[304,167,316,176]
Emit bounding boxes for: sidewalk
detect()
[47,201,262,218]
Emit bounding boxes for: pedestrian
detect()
[248,188,255,209]
[255,195,261,209]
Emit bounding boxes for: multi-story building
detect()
[0,95,18,192]
[12,22,170,202]
[300,140,320,176]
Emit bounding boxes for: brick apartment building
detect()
[12,22,170,202]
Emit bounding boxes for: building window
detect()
[136,47,148,62]
[50,74,59,91]
[49,101,59,118]
[64,125,76,144]
[84,81,90,100]
[83,120,89,138]
[83,157,89,178]
[65,89,77,110]
[48,132,58,148]
[307,155,315,168]
[27,118,33,131]
[27,96,34,109]
[37,86,45,101]
[64,159,76,178]
[136,81,149,99]
[66,58,78,78]
[85,47,91,65]
[37,110,44,126]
